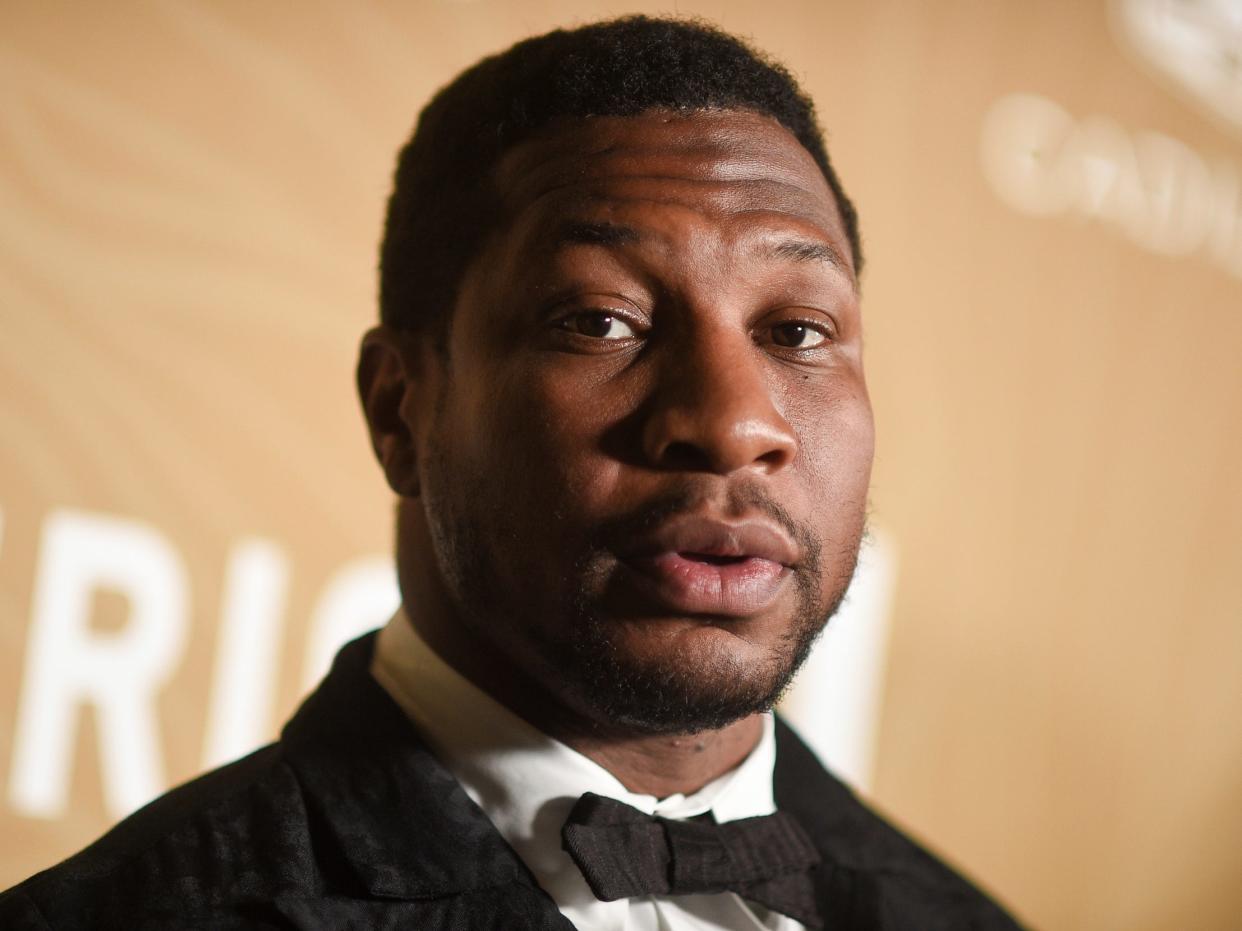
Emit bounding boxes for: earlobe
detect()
[357,325,423,498]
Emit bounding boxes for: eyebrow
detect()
[553,221,852,280]
[766,238,850,275]
[554,221,642,248]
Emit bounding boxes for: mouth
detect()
[615,516,798,617]
[679,552,753,566]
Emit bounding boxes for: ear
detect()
[357,325,432,497]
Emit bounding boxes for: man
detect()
[0,16,1024,930]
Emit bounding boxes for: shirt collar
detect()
[370,608,782,924]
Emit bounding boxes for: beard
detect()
[420,438,863,738]
[550,586,841,736]
[549,485,853,736]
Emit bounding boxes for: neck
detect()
[564,715,764,798]
[408,593,765,795]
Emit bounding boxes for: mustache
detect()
[588,480,822,575]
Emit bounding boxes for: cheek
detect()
[790,381,874,488]
[791,387,874,575]
[832,395,876,492]
[465,361,635,516]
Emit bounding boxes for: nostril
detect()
[658,440,715,470]
[756,446,793,469]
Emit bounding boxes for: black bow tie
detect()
[561,792,822,929]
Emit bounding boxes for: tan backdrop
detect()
[3,2,1241,928]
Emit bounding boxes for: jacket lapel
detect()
[773,718,1021,931]
[774,716,909,929]
[279,633,573,927]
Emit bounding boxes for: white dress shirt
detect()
[370,610,806,931]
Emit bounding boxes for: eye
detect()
[557,311,639,340]
[767,321,829,349]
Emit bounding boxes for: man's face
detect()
[415,109,873,736]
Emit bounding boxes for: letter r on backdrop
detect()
[8,510,189,819]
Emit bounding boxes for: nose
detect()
[641,333,797,475]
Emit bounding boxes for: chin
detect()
[552,609,824,737]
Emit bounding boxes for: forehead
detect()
[488,109,852,275]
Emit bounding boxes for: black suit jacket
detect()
[0,634,1025,929]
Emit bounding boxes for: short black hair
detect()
[380,15,861,334]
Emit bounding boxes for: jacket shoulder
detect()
[774,717,1027,930]
[0,744,318,930]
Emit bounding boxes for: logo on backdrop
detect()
[1112,0,1242,136]
[979,92,1242,280]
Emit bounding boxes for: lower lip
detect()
[619,553,790,617]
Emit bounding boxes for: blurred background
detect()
[2,1,1241,927]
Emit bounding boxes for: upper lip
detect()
[619,514,799,567]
